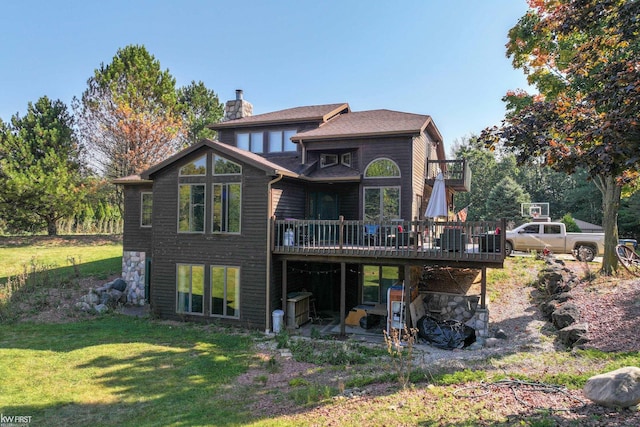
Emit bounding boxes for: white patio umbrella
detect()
[425,172,448,218]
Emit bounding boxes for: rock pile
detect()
[75,278,128,314]
[536,256,588,347]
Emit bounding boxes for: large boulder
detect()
[552,303,580,329]
[583,366,640,408]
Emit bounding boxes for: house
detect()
[114,90,505,339]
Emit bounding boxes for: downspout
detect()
[265,172,284,334]
[299,139,306,164]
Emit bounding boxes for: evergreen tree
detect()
[485,177,530,225]
[178,81,224,145]
[0,96,85,235]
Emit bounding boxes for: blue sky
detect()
[0,0,531,152]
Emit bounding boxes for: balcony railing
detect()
[271,217,505,264]
[426,159,471,192]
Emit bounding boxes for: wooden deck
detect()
[271,218,505,267]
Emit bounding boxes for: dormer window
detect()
[320,154,338,168]
[341,152,351,167]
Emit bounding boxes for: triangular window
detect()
[179,155,206,176]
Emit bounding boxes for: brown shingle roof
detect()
[292,109,438,141]
[209,103,350,129]
[112,174,152,185]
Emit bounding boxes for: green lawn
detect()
[0,317,254,427]
[2,237,639,426]
[0,237,123,284]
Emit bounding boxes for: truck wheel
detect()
[575,245,596,262]
[504,241,513,256]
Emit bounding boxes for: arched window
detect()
[364,158,400,178]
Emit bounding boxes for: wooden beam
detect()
[340,262,346,336]
[281,260,287,314]
[404,264,412,327]
[480,266,487,309]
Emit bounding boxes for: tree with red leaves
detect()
[482,0,640,274]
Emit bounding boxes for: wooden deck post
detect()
[281,260,287,314]
[404,264,412,327]
[339,262,346,336]
[480,266,487,309]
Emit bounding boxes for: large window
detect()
[237,132,264,153]
[364,187,400,222]
[179,184,205,232]
[212,183,241,233]
[268,129,297,152]
[362,265,399,304]
[177,264,204,314]
[141,192,153,227]
[211,266,240,318]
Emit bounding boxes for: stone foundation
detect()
[421,292,489,339]
[122,251,146,306]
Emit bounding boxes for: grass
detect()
[1,237,639,426]
[0,238,122,284]
[0,317,254,427]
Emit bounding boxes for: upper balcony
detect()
[426,159,471,192]
[271,217,505,267]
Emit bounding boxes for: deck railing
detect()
[271,217,505,264]
[426,159,471,192]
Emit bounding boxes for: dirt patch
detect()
[229,259,640,424]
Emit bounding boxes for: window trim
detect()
[320,153,339,168]
[341,152,352,167]
[364,157,401,178]
[268,129,298,153]
[176,263,205,315]
[179,154,207,176]
[210,265,240,319]
[363,186,401,222]
[237,131,264,153]
[140,192,153,228]
[178,183,206,233]
[212,182,242,234]
[213,154,242,176]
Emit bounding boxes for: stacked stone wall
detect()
[421,292,489,339]
[122,251,146,306]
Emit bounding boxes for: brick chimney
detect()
[222,89,253,121]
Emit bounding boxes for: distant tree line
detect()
[452,136,639,240]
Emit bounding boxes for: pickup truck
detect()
[504,222,605,262]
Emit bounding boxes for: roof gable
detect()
[139,140,298,180]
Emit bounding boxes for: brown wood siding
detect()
[412,133,428,219]
[272,180,306,219]
[356,136,414,221]
[148,146,272,329]
[122,184,153,253]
